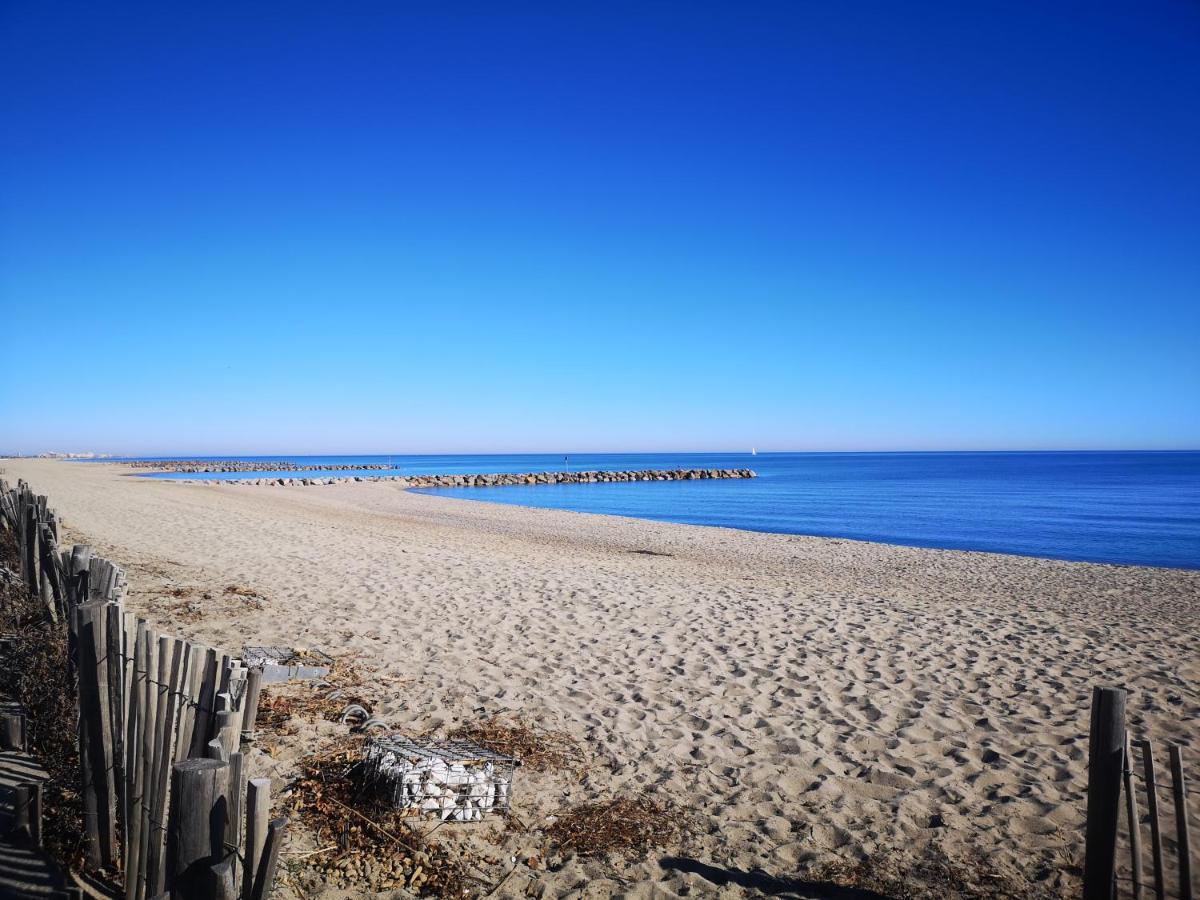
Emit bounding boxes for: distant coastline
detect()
[66,451,1200,570]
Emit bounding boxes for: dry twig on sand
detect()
[545,796,682,857]
[448,714,584,773]
[285,740,471,897]
[256,655,375,730]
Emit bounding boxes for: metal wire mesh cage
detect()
[362,735,516,821]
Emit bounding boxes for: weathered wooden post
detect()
[224,752,244,888]
[240,668,263,742]
[0,710,26,751]
[213,710,240,760]
[22,503,39,596]
[106,602,126,825]
[11,783,43,846]
[1138,740,1166,900]
[1170,745,1194,900]
[248,817,287,900]
[147,637,186,897]
[243,778,271,900]
[1084,686,1125,900]
[188,648,219,758]
[124,621,150,900]
[1123,734,1143,899]
[166,757,230,899]
[68,544,92,606]
[206,857,238,900]
[75,599,116,867]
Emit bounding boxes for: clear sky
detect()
[1,1,1197,455]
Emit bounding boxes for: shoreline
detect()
[3,458,1197,897]
[412,487,1200,573]
[108,460,1200,572]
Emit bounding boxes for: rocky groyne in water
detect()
[173,468,757,487]
[121,460,394,473]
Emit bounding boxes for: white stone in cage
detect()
[365,736,515,822]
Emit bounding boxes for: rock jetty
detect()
[122,460,393,473]
[175,468,757,487]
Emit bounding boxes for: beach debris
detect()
[254,655,378,732]
[288,740,470,895]
[339,703,371,725]
[448,714,584,773]
[243,644,333,683]
[362,735,517,822]
[544,796,682,857]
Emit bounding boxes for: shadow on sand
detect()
[659,856,894,899]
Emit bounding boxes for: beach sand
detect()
[4,458,1197,898]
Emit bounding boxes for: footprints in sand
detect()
[28,458,1198,897]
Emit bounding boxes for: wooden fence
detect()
[1085,686,1196,900]
[1,478,285,900]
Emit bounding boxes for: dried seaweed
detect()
[255,656,375,732]
[448,714,584,773]
[285,740,472,896]
[545,796,682,858]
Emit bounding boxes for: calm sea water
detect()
[115,452,1200,569]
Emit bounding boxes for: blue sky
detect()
[1,1,1197,454]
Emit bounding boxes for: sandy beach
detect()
[3,458,1197,898]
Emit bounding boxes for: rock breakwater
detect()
[175,468,757,487]
[122,460,393,473]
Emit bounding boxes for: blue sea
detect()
[111,452,1200,569]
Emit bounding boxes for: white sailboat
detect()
[751,447,757,456]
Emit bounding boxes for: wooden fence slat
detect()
[176,643,204,762]
[170,643,194,764]
[12,782,42,846]
[120,612,137,838]
[241,668,263,741]
[134,627,160,900]
[23,504,39,597]
[207,856,238,900]
[124,622,149,900]
[75,600,116,868]
[1139,740,1166,900]
[0,711,25,751]
[213,710,240,761]
[249,817,288,900]
[188,648,218,758]
[69,545,91,606]
[106,603,126,835]
[227,752,244,888]
[243,778,271,900]
[1170,745,1194,900]
[147,637,185,896]
[1123,733,1144,899]
[1085,687,1126,900]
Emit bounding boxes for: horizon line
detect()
[6,447,1199,458]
